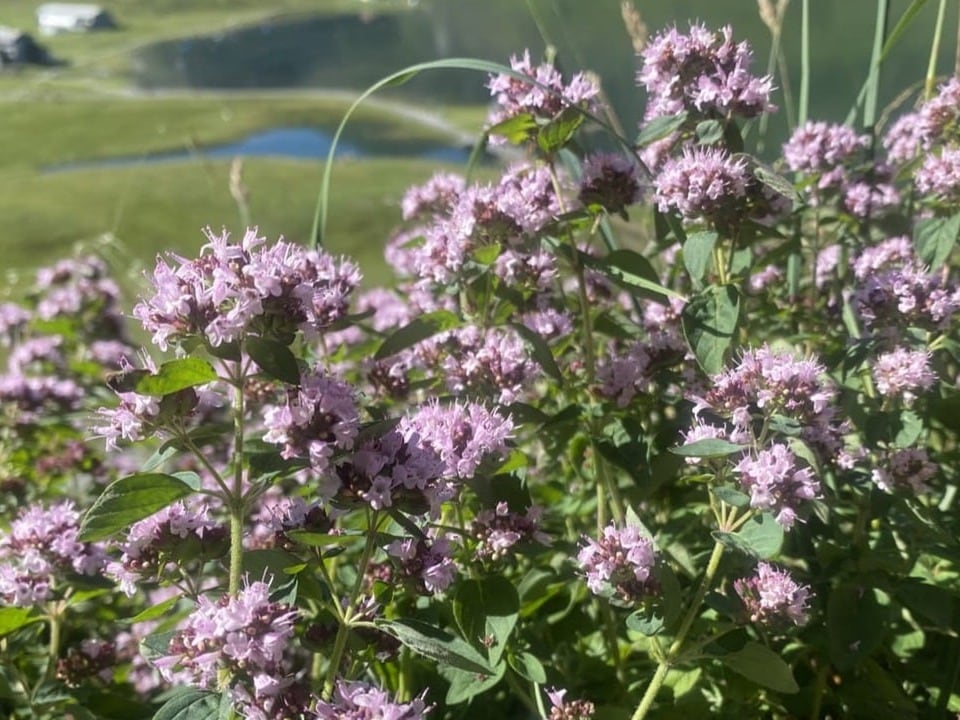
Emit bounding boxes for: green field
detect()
[0,0,491,290]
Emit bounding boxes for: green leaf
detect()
[472,242,502,266]
[894,409,924,448]
[671,438,746,458]
[246,336,301,385]
[537,106,585,154]
[720,641,799,693]
[378,618,494,675]
[508,652,546,684]
[626,607,664,636]
[78,474,195,542]
[122,594,181,625]
[0,607,39,636]
[153,687,222,720]
[828,584,888,670]
[375,311,460,360]
[486,113,538,144]
[510,322,563,384]
[134,358,218,396]
[711,486,751,508]
[600,249,683,301]
[441,661,506,705]
[914,212,960,270]
[734,513,784,559]
[752,160,802,206]
[453,576,519,666]
[682,284,740,375]
[139,630,177,662]
[683,231,718,288]
[636,112,688,147]
[695,119,724,145]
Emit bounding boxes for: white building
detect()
[36,4,115,35]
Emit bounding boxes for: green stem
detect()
[46,607,61,680]
[593,439,625,526]
[630,540,726,720]
[809,661,829,720]
[228,366,247,594]
[925,0,948,100]
[322,512,380,699]
[799,0,810,125]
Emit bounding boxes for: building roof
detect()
[0,26,29,43]
[36,3,108,19]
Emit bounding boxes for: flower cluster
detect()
[470,502,550,560]
[578,152,643,213]
[486,49,599,129]
[699,344,840,454]
[107,502,227,596]
[313,680,431,720]
[884,77,960,163]
[871,347,936,405]
[386,534,458,594]
[439,325,539,404]
[334,427,446,512]
[398,400,513,481]
[871,447,937,494]
[546,688,596,720]
[782,121,899,217]
[733,444,821,529]
[914,146,960,201]
[734,562,811,627]
[263,368,359,473]
[155,580,307,720]
[638,23,774,120]
[852,239,960,331]
[577,523,658,603]
[0,501,105,606]
[653,146,748,220]
[133,227,360,350]
[57,639,116,687]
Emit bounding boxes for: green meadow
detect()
[0,0,487,291]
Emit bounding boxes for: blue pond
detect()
[47,126,474,172]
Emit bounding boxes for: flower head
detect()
[872,347,936,405]
[639,23,774,120]
[487,50,599,131]
[154,579,307,719]
[133,228,360,350]
[0,501,105,606]
[577,523,658,603]
[263,368,359,473]
[653,146,749,220]
[734,562,811,627]
[313,680,432,720]
[733,444,821,529]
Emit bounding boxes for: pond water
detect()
[45,126,474,172]
[129,0,960,155]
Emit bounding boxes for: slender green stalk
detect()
[228,367,247,595]
[322,512,381,699]
[925,0,948,99]
[863,0,891,129]
[630,540,726,720]
[798,0,810,126]
[45,605,61,680]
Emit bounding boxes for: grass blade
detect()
[312,58,640,248]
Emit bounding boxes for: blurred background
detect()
[0,0,955,287]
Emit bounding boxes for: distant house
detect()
[36,3,115,35]
[0,26,48,66]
